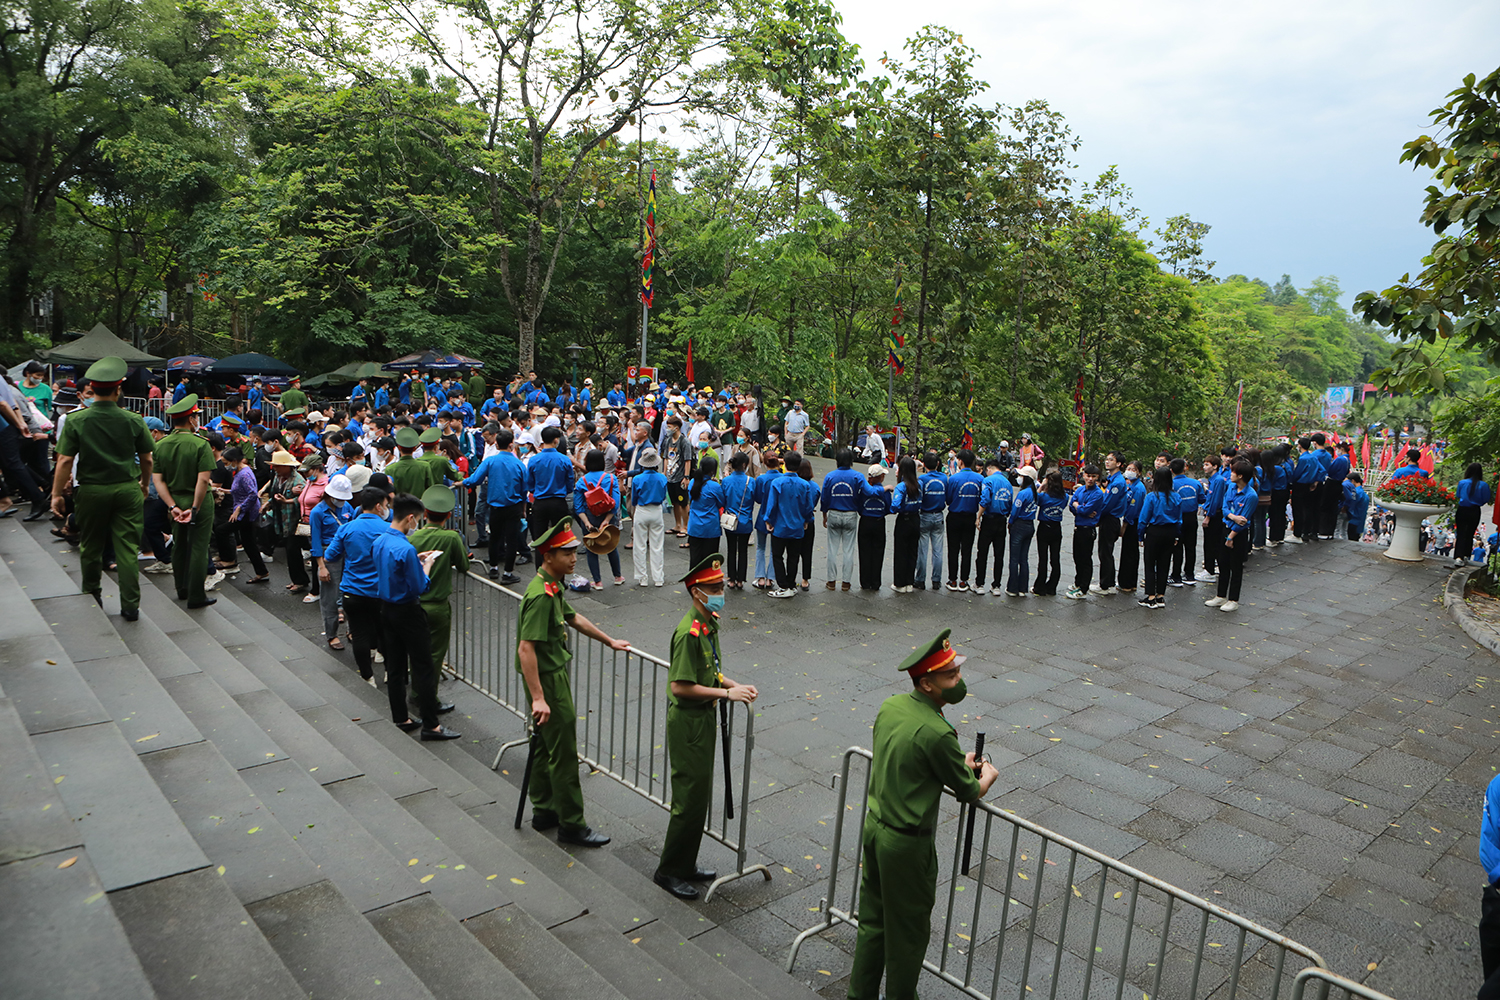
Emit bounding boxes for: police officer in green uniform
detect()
[277,375,308,416]
[467,369,486,408]
[653,554,758,900]
[418,427,457,485]
[848,629,1000,1000]
[387,427,437,496]
[49,357,155,621]
[408,484,468,679]
[150,394,218,609]
[516,518,631,847]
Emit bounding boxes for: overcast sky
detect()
[834,0,1499,305]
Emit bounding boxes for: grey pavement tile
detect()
[33,594,130,662]
[74,652,201,754]
[0,697,80,865]
[0,632,109,736]
[1172,819,1281,877]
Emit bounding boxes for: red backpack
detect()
[583,474,617,516]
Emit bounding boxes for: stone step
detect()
[326,707,494,809]
[368,895,540,1000]
[119,613,205,681]
[234,688,363,785]
[159,671,288,770]
[0,541,56,641]
[165,626,266,697]
[463,904,629,1000]
[32,720,209,892]
[546,909,701,1000]
[109,866,305,1000]
[74,652,201,754]
[0,630,111,736]
[35,593,132,663]
[0,697,79,865]
[225,642,326,712]
[298,702,439,799]
[633,918,769,1000]
[0,522,83,600]
[247,880,438,1000]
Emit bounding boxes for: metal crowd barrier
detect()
[122,396,282,425]
[447,567,770,901]
[1289,968,1398,1000]
[788,747,1332,1000]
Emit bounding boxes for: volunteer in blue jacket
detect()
[311,473,356,651]
[975,456,1012,596]
[889,457,923,593]
[944,450,983,591]
[1387,447,1428,482]
[720,452,756,588]
[1006,466,1039,597]
[1118,462,1146,594]
[1201,452,1232,580]
[750,451,785,589]
[1138,466,1181,609]
[1205,459,1258,613]
[1066,464,1104,600]
[684,453,724,571]
[914,451,948,591]
[527,425,576,543]
[1456,464,1493,566]
[762,451,817,598]
[464,428,528,582]
[1289,437,1325,543]
[1032,471,1066,596]
[856,464,892,591]
[324,486,396,682]
[1342,473,1370,543]
[821,448,865,591]
[1169,458,1206,585]
[574,449,625,589]
[1266,443,1293,546]
[1320,440,1351,539]
[1096,452,1129,594]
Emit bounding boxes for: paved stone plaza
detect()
[223,500,1494,1000]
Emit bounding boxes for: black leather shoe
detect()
[531,811,559,831]
[120,608,139,622]
[557,826,610,848]
[420,727,461,741]
[22,506,48,522]
[436,702,456,714]
[689,867,717,882]
[501,572,521,584]
[186,598,218,609]
[515,553,531,565]
[653,872,699,899]
[396,720,421,732]
[488,566,500,580]
[89,591,103,607]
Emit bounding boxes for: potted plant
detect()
[1372,475,1457,562]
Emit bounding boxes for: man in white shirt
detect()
[784,399,811,454]
[687,407,714,451]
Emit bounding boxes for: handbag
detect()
[719,477,748,532]
[295,522,311,538]
[584,474,617,516]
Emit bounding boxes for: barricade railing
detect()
[447,566,770,901]
[789,747,1330,1000]
[121,396,281,425]
[1289,968,1399,1000]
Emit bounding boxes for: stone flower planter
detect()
[1377,500,1452,562]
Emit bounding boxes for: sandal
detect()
[678,542,690,548]
[248,574,270,584]
[327,637,344,650]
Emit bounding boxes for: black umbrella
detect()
[205,353,302,377]
[383,348,484,372]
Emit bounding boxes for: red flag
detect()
[685,338,695,383]
[1360,434,1370,470]
[1419,446,1435,473]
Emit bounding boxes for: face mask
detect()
[1124,470,1138,481]
[940,678,968,705]
[700,593,726,614]
[737,436,747,444]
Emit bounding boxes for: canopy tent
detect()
[304,361,385,387]
[383,349,484,372]
[205,353,301,377]
[35,323,164,366]
[167,355,216,373]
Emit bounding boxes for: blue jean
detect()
[915,511,945,586]
[754,526,771,580]
[1007,520,1034,593]
[825,510,859,583]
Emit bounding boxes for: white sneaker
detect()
[367,675,378,688]
[1219,600,1239,612]
[1204,596,1225,607]
[769,587,795,598]
[205,570,225,591]
[373,650,386,663]
[142,560,173,574]
[655,582,664,587]
[990,586,1004,596]
[945,582,963,592]
[261,552,275,563]
[1065,588,1086,600]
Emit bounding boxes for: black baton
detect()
[961,731,986,876]
[719,698,735,821]
[514,722,540,830]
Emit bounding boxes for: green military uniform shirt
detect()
[386,456,436,496]
[57,401,153,484]
[867,691,982,832]
[668,609,720,706]
[468,374,486,403]
[278,387,308,412]
[420,450,458,485]
[152,429,216,506]
[408,524,467,606]
[515,568,575,675]
[410,380,425,409]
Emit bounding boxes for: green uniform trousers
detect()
[658,703,715,878]
[75,482,145,612]
[171,511,213,603]
[848,820,938,1000]
[529,669,586,829]
[421,599,451,671]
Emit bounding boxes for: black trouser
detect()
[1096,513,1120,589]
[1170,515,1196,580]
[857,516,886,589]
[382,601,440,729]
[892,512,919,587]
[1480,884,1500,1000]
[688,534,720,569]
[530,496,570,542]
[1289,483,1316,540]
[975,514,1006,589]
[726,531,750,583]
[0,424,45,508]
[1118,521,1140,590]
[212,508,237,563]
[794,523,814,583]
[143,497,173,562]
[488,503,523,572]
[1202,516,1224,574]
[234,518,267,576]
[342,592,384,680]
[1269,488,1290,542]
[946,511,976,584]
[1216,530,1248,601]
[285,532,311,588]
[1143,524,1177,595]
[1033,520,1061,594]
[1072,525,1097,592]
[1319,478,1344,537]
[1458,505,1483,561]
[771,535,797,590]
[19,435,49,489]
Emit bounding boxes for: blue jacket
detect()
[1314,448,1332,472]
[858,481,891,518]
[1123,479,1146,525]
[373,530,431,605]
[309,500,354,559]
[1139,492,1182,526]
[1342,481,1369,523]
[1173,475,1207,514]
[1069,484,1104,527]
[1220,484,1258,536]
[752,469,784,526]
[820,468,865,513]
[607,389,626,407]
[323,512,396,598]
[1291,452,1325,485]
[632,469,668,507]
[1037,491,1065,522]
[1204,468,1231,518]
[373,386,390,410]
[1101,471,1130,518]
[1269,460,1291,491]
[890,480,921,514]
[945,469,984,514]
[1484,773,1500,883]
[1460,479,1493,508]
[464,451,527,507]
[720,472,755,532]
[1326,454,1349,483]
[1387,464,1428,481]
[763,475,817,538]
[1010,486,1037,523]
[687,478,726,538]
[526,447,575,499]
[980,473,1013,516]
[917,471,948,513]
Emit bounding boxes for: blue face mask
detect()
[700,593,726,614]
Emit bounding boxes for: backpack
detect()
[584,474,616,516]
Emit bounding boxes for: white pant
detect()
[825,510,859,583]
[633,504,666,585]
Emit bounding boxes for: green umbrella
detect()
[308,361,385,386]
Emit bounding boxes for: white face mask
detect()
[1124,470,1138,481]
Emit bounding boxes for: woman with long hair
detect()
[686,453,725,568]
[1456,462,1492,567]
[890,456,922,592]
[1206,459,1258,612]
[1267,443,1292,546]
[1138,466,1181,608]
[1117,461,1146,593]
[1032,471,1066,596]
[573,448,623,589]
[721,452,755,588]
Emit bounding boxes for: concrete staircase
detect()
[0,518,819,1000]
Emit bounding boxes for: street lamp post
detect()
[566,342,583,392]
